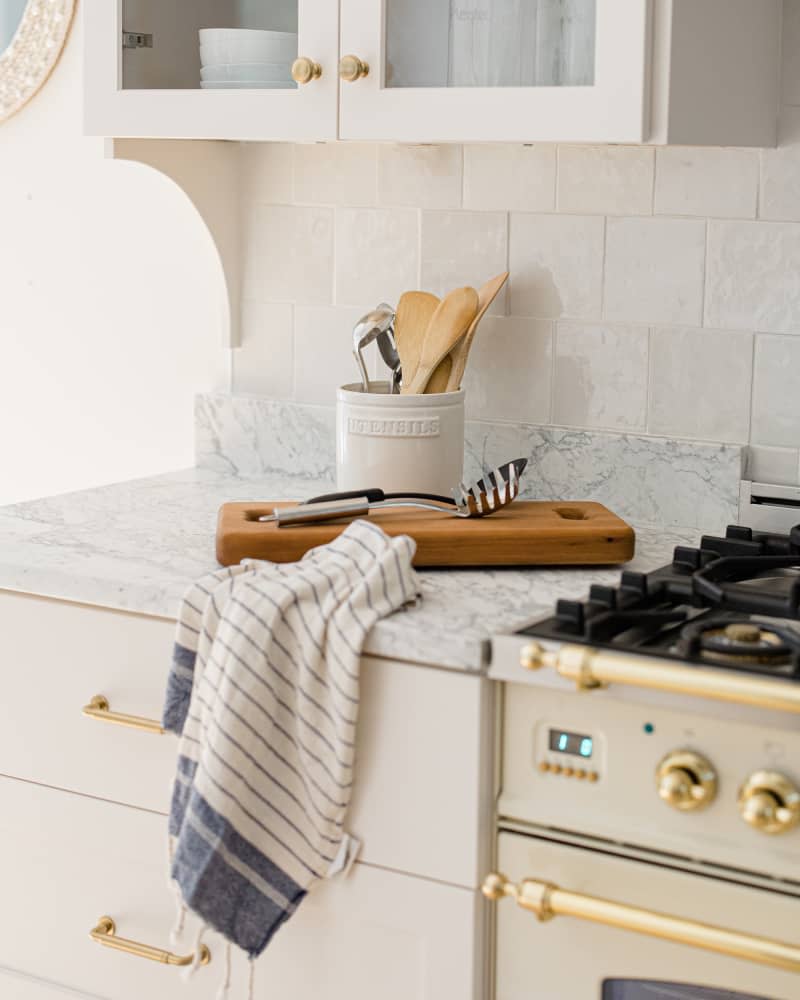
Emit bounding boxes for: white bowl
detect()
[201,62,292,82]
[200,80,297,90]
[199,29,297,65]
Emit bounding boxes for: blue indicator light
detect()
[558,733,568,751]
[644,723,655,734]
[580,738,593,758]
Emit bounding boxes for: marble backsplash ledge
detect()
[196,393,743,529]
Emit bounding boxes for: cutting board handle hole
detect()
[555,506,588,521]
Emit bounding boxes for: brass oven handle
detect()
[521,642,800,715]
[82,695,165,735]
[90,916,210,967]
[483,873,800,973]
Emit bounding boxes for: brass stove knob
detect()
[291,57,322,85]
[339,54,369,82]
[656,750,717,812]
[738,771,800,835]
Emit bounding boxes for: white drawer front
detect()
[0,592,176,812]
[0,776,481,1000]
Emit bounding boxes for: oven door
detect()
[492,832,800,1000]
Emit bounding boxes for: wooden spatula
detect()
[393,290,440,389]
[426,272,509,393]
[402,286,479,395]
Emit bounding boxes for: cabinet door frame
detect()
[339,0,652,143]
[83,0,339,140]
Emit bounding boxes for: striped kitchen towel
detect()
[162,520,418,969]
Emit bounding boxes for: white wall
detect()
[233,0,800,487]
[0,17,229,505]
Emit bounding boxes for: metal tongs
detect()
[259,459,527,528]
[352,304,402,394]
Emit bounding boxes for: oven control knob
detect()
[738,771,800,835]
[655,750,717,812]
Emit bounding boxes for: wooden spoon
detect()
[393,291,440,389]
[427,272,509,393]
[402,286,479,395]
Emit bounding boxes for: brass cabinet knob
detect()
[339,54,369,82]
[291,57,322,85]
[656,750,717,812]
[738,770,800,835]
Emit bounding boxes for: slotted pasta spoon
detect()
[258,459,528,527]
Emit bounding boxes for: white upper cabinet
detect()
[83,0,339,140]
[84,1,782,147]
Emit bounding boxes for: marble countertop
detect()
[0,468,700,673]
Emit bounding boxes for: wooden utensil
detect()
[393,290,440,389]
[427,272,509,393]
[217,500,636,568]
[402,286,479,395]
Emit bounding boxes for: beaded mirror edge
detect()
[0,0,76,124]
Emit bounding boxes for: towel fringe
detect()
[215,941,232,999]
[181,923,208,983]
[248,958,256,1000]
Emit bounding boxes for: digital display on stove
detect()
[549,729,593,758]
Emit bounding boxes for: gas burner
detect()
[678,620,800,667]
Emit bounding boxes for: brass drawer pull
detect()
[483,873,800,973]
[90,916,210,967]
[82,695,164,734]
[521,642,800,715]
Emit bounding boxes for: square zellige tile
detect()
[509,213,604,320]
[705,220,800,334]
[421,211,508,312]
[462,317,552,424]
[293,143,377,207]
[463,144,556,212]
[378,145,462,209]
[760,109,800,223]
[649,327,752,443]
[554,321,648,431]
[334,207,419,307]
[246,204,334,305]
[557,145,654,216]
[655,147,759,219]
[751,334,800,449]
[232,301,294,398]
[294,305,378,405]
[604,217,706,326]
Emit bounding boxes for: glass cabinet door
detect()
[340,0,650,143]
[84,0,338,140]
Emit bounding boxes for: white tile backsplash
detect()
[557,145,654,216]
[293,142,377,207]
[654,147,759,219]
[751,334,800,448]
[233,16,800,483]
[554,321,648,432]
[462,316,552,424]
[421,210,508,312]
[377,145,462,209]
[509,213,604,319]
[705,220,800,333]
[648,327,753,443]
[604,217,706,326]
[334,207,419,307]
[463,144,556,213]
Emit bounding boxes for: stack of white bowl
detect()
[199,29,298,89]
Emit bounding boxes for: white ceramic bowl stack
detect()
[199,29,298,89]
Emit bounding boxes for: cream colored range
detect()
[0,590,494,998]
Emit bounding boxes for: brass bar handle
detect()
[90,916,210,967]
[82,695,165,735]
[483,873,800,974]
[521,642,800,715]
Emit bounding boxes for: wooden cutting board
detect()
[216,500,635,567]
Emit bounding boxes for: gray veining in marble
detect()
[196,393,743,529]
[0,467,698,673]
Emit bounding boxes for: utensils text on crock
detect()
[431,271,509,393]
[352,305,396,393]
[258,458,527,526]
[393,290,440,389]
[402,286,479,395]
